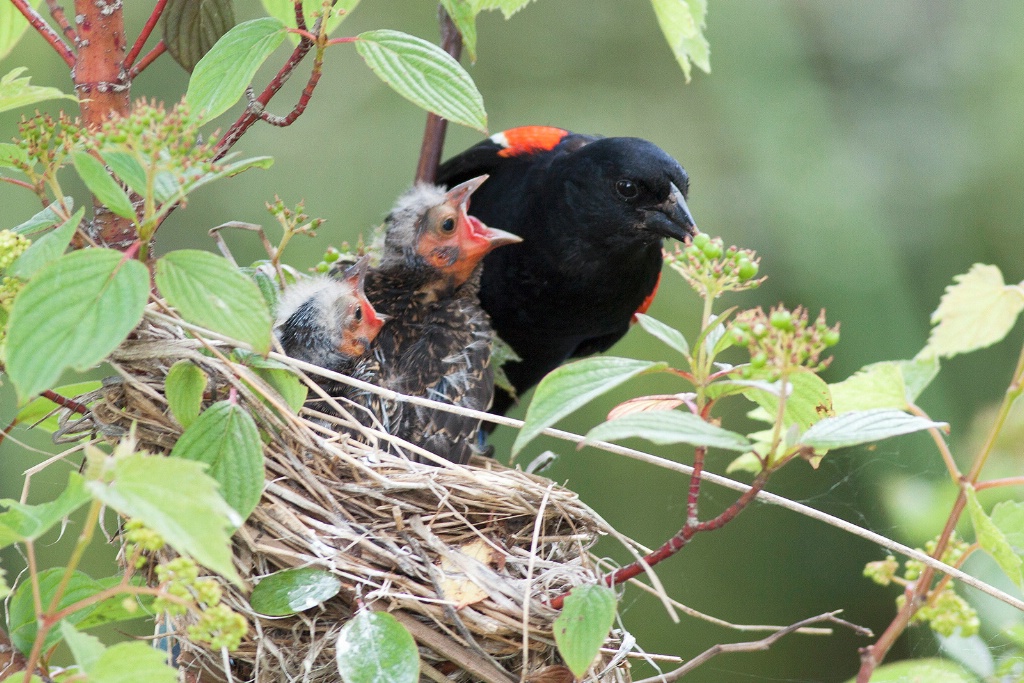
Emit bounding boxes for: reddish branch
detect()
[415,8,463,184]
[125,0,169,69]
[40,389,91,416]
[11,0,74,67]
[248,46,326,128]
[128,40,167,79]
[45,0,77,46]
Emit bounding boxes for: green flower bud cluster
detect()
[0,230,30,271]
[667,233,764,299]
[152,556,246,648]
[15,112,80,177]
[123,519,166,567]
[729,305,839,377]
[863,555,900,586]
[899,587,979,638]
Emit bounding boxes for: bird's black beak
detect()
[644,182,696,241]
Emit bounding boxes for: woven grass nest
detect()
[56,310,638,683]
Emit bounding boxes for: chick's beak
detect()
[444,174,489,210]
[645,182,696,241]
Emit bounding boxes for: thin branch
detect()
[909,402,960,481]
[10,0,75,67]
[45,0,77,45]
[976,476,1024,491]
[633,611,871,683]
[415,7,462,184]
[128,40,167,79]
[40,389,91,415]
[125,0,169,69]
[244,44,325,128]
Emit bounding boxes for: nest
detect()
[57,312,637,683]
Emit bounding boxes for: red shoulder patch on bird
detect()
[632,271,662,322]
[493,126,570,158]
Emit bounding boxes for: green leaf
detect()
[236,351,307,413]
[799,409,947,451]
[101,151,149,199]
[250,567,342,616]
[182,155,274,195]
[355,29,487,133]
[650,0,710,83]
[440,0,478,62]
[90,641,178,683]
[15,380,102,433]
[6,249,149,402]
[585,411,752,452]
[0,1,42,60]
[10,207,84,279]
[0,141,29,169]
[897,354,941,404]
[470,0,536,18]
[990,500,1024,553]
[74,576,152,630]
[87,451,242,585]
[744,369,832,431]
[186,17,287,122]
[8,568,111,654]
[965,487,1023,588]
[162,0,236,73]
[71,151,136,220]
[11,198,73,236]
[155,249,273,354]
[830,362,908,414]
[335,611,419,683]
[261,0,359,45]
[842,658,979,683]
[61,622,106,674]
[553,584,618,678]
[924,264,1024,358]
[170,400,265,520]
[0,473,90,549]
[0,67,75,114]
[165,360,208,429]
[512,357,667,456]
[634,313,689,357]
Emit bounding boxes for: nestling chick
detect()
[346,175,521,464]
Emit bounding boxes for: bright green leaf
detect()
[8,568,109,654]
[71,152,137,220]
[61,623,106,674]
[101,151,149,198]
[0,473,90,549]
[991,500,1024,553]
[165,360,208,429]
[90,641,178,683]
[0,141,28,169]
[830,362,908,414]
[512,357,667,456]
[14,380,102,433]
[553,584,618,678]
[585,410,752,452]
[87,451,242,585]
[634,313,689,357]
[10,207,84,279]
[924,264,1024,358]
[155,249,273,354]
[0,67,75,114]
[6,249,149,402]
[799,409,947,451]
[186,17,287,122]
[842,658,979,683]
[440,0,478,62]
[355,29,487,133]
[183,155,274,196]
[0,1,42,60]
[897,354,941,404]
[335,611,419,683]
[262,0,359,45]
[170,400,265,520]
[237,351,307,414]
[744,369,832,431]
[966,487,1023,588]
[250,567,341,616]
[650,0,710,83]
[11,198,73,235]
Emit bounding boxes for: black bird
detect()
[345,176,521,464]
[437,126,697,415]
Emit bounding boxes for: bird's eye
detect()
[615,179,639,199]
[353,304,363,322]
[440,217,456,233]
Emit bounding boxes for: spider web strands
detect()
[142,309,1024,615]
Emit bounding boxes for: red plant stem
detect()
[45,0,77,46]
[215,37,315,159]
[40,390,91,415]
[10,0,74,67]
[1,176,36,192]
[254,47,325,127]
[975,476,1024,491]
[415,7,462,184]
[125,0,169,69]
[128,40,167,79]
[686,447,705,526]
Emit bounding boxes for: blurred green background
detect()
[3,2,1024,681]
